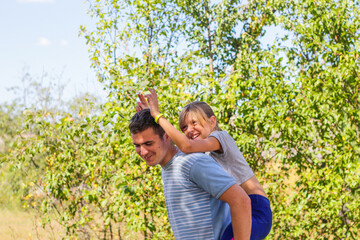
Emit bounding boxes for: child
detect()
[137,88,272,240]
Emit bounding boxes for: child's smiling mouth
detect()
[191,133,200,140]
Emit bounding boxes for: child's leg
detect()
[249,194,272,240]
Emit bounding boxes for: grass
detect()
[0,208,151,240]
[0,208,63,240]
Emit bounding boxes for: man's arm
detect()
[219,184,251,240]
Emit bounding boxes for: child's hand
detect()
[136,93,149,112]
[145,88,161,118]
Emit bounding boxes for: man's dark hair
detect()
[129,109,165,137]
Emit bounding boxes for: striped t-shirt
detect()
[162,151,236,240]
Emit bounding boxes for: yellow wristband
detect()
[154,113,164,124]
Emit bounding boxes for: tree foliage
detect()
[2,0,359,239]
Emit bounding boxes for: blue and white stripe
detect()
[162,151,235,240]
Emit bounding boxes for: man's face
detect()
[131,127,170,167]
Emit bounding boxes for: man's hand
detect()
[219,184,251,240]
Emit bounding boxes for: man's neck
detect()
[160,145,179,167]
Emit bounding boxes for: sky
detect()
[0,0,286,106]
[0,0,105,104]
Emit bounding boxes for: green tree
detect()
[5,0,359,239]
[230,0,360,238]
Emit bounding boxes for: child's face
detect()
[181,113,214,141]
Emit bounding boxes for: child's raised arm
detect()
[141,88,221,153]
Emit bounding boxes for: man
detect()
[129,109,251,240]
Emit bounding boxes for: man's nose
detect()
[140,145,149,156]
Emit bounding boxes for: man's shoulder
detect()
[176,151,214,162]
[167,151,216,171]
[173,152,219,172]
[163,152,215,183]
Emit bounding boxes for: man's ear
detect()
[163,132,170,141]
[164,133,174,145]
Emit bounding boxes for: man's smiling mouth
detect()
[143,154,152,161]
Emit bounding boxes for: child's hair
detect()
[179,101,222,132]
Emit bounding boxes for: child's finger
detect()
[147,87,157,96]
[145,97,153,106]
[138,93,145,101]
[139,94,148,105]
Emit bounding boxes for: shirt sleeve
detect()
[189,155,237,199]
[209,131,228,154]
